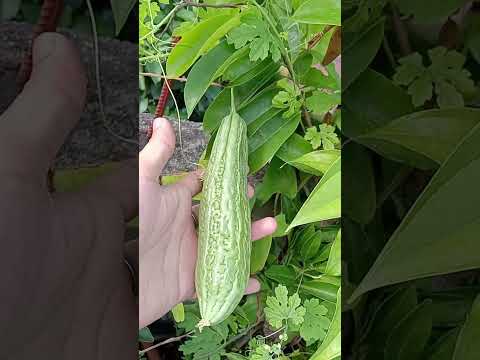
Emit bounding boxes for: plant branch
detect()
[182,1,246,8]
[139,72,224,87]
[139,332,193,356]
[390,2,412,56]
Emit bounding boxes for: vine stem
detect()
[139,73,224,87]
[138,331,193,356]
[85,0,138,145]
[390,1,412,56]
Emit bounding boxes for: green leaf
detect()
[301,281,338,303]
[138,327,154,342]
[224,354,248,360]
[393,47,475,108]
[343,142,376,224]
[167,13,241,77]
[306,91,341,115]
[343,18,385,90]
[276,133,313,163]
[343,69,414,138]
[272,214,289,238]
[357,108,480,169]
[385,300,433,360]
[292,0,340,25]
[397,0,472,23]
[110,0,137,35]
[310,288,341,360]
[304,125,340,150]
[297,228,323,261]
[227,17,281,62]
[203,64,278,133]
[179,327,226,360]
[184,42,241,117]
[265,265,298,286]
[171,303,185,323]
[299,299,330,345]
[264,285,306,329]
[250,235,272,274]
[0,0,21,20]
[287,157,340,231]
[289,150,340,176]
[325,230,341,276]
[256,157,297,205]
[367,286,418,347]
[351,121,480,301]
[426,328,460,360]
[453,294,480,359]
[248,114,301,173]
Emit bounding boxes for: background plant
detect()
[138,0,341,359]
[342,0,480,359]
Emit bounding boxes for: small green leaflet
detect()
[264,285,306,329]
[227,15,281,62]
[393,47,475,108]
[171,303,185,322]
[138,327,154,342]
[304,125,340,150]
[299,299,330,345]
[272,79,303,118]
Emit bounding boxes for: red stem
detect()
[148,37,180,140]
[17,0,64,87]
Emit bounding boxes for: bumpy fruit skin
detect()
[196,106,251,329]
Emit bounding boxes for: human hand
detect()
[0,33,138,359]
[139,117,277,329]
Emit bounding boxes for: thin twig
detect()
[86,0,138,145]
[182,1,245,8]
[382,37,397,70]
[139,332,193,356]
[390,2,412,56]
[139,72,224,87]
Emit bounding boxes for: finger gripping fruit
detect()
[196,90,251,330]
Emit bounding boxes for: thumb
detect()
[0,33,87,175]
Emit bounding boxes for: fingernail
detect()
[153,117,167,131]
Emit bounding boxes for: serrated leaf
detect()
[300,299,330,345]
[264,285,306,329]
